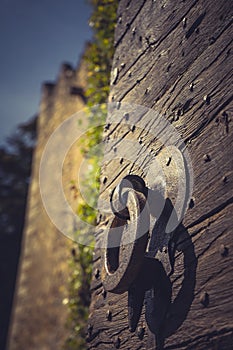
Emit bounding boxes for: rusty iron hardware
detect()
[102,177,150,293]
[102,175,173,339]
[110,175,148,220]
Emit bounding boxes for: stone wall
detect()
[7,58,87,350]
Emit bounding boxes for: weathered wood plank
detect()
[165,205,233,348]
[88,0,233,349]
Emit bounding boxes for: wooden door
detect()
[87,1,233,349]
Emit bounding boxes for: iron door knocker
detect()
[102,176,149,293]
[101,175,172,345]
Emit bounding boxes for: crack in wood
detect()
[111,325,129,337]
[184,94,233,143]
[106,129,131,150]
[89,2,233,349]
[163,35,232,112]
[88,340,113,349]
[196,229,227,260]
[165,328,233,349]
[187,197,233,229]
[185,11,206,39]
[100,163,129,195]
[195,265,229,297]
[115,0,147,48]
[90,282,103,292]
[115,8,232,111]
[118,0,200,83]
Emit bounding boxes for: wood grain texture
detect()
[87,0,233,349]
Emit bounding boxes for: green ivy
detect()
[64,1,117,349]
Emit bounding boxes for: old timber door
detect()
[87,1,233,349]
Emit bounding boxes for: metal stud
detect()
[102,289,107,299]
[137,326,145,340]
[131,125,136,132]
[166,157,172,166]
[189,197,195,209]
[209,37,216,45]
[203,154,211,162]
[116,101,121,110]
[199,291,209,307]
[182,17,187,28]
[111,67,119,85]
[219,244,228,257]
[106,309,112,321]
[174,114,179,121]
[203,94,211,105]
[104,123,111,131]
[222,176,228,183]
[94,268,100,279]
[87,324,93,338]
[114,336,121,348]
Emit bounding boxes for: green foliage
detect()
[85,0,117,107]
[64,1,117,349]
[63,245,93,350]
[78,0,118,224]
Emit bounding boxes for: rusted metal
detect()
[102,184,149,294]
[103,174,174,335]
[110,175,148,220]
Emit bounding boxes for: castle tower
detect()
[7,58,87,350]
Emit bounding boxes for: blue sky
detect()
[0,0,92,144]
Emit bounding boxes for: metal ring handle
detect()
[102,189,149,294]
[110,175,148,220]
